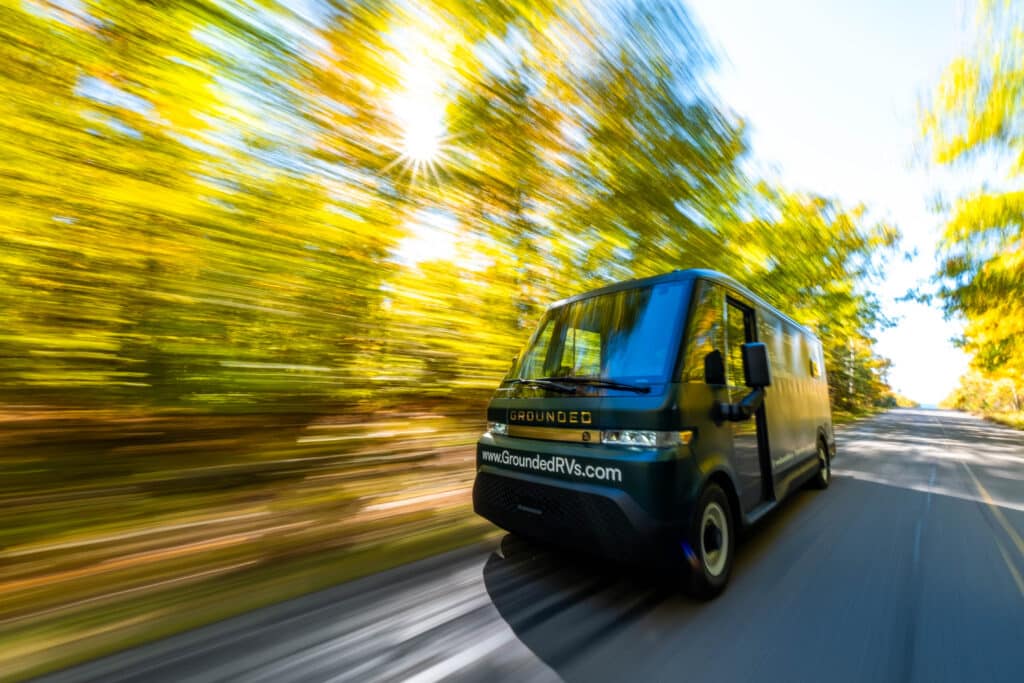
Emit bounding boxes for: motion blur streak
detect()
[35,412,1024,683]
[0,0,916,679]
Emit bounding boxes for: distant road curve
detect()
[41,409,1024,683]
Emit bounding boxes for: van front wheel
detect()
[686,483,734,600]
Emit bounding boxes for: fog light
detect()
[487,421,508,436]
[600,430,680,447]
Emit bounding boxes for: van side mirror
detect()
[703,349,726,385]
[742,342,771,388]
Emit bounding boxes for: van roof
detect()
[549,268,818,341]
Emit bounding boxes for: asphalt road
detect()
[41,409,1024,683]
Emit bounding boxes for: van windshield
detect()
[514,281,689,384]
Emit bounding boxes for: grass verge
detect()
[983,411,1024,431]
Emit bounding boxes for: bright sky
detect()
[687,0,973,405]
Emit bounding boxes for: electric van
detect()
[473,269,835,598]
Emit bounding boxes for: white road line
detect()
[912,521,922,568]
[401,629,517,683]
[912,466,936,569]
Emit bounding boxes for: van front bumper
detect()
[473,466,687,566]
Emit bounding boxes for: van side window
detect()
[724,300,749,388]
[681,282,725,383]
[791,327,807,377]
[782,324,800,377]
[810,342,824,379]
[757,313,784,376]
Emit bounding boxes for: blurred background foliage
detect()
[1,0,904,678]
[922,0,1024,425]
[0,0,898,413]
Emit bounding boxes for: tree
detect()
[922,0,1024,412]
[0,0,898,414]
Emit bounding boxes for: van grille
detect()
[473,472,644,561]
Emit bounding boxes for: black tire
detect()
[685,483,735,600]
[810,440,831,489]
[497,533,535,560]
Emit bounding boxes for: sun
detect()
[391,60,446,165]
[383,26,452,178]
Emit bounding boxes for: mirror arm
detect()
[737,387,764,417]
[716,387,765,422]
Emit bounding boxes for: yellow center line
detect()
[960,461,1024,561]
[995,536,1024,598]
[930,414,1024,595]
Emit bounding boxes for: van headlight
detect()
[486,421,508,436]
[600,430,692,447]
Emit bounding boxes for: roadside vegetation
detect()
[940,373,1023,429]
[1,0,903,678]
[922,0,1024,430]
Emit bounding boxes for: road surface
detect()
[41,409,1024,682]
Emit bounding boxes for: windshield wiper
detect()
[551,377,652,394]
[507,378,579,394]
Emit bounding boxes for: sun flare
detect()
[388,33,449,174]
[392,66,445,164]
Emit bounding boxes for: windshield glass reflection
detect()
[515,281,688,383]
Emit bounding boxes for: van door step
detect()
[745,501,776,525]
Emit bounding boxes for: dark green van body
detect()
[473,269,835,566]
